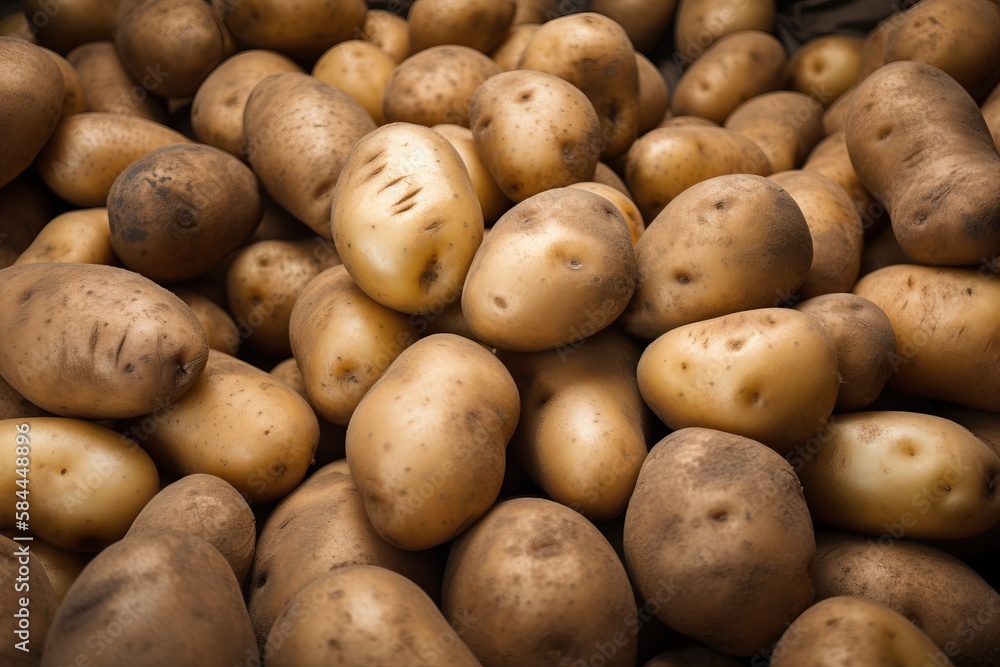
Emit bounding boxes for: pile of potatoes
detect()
[3,0,1000,664]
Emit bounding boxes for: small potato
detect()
[383,45,500,127]
[724,91,824,173]
[361,9,410,63]
[638,308,840,453]
[803,131,881,230]
[0,418,159,551]
[673,0,775,64]
[67,41,169,122]
[637,53,670,134]
[433,123,512,224]
[408,0,516,54]
[140,350,319,504]
[788,34,863,106]
[568,181,644,244]
[490,23,539,71]
[313,40,396,125]
[794,294,895,412]
[590,0,676,54]
[24,0,115,54]
[14,208,116,266]
[625,428,816,656]
[1,535,58,666]
[171,289,239,355]
[794,411,1000,539]
[643,648,743,667]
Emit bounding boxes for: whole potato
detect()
[433,123,512,224]
[24,0,115,54]
[14,208,116,267]
[821,85,854,134]
[674,0,775,64]
[67,41,169,122]
[788,34,863,106]
[407,0,515,54]
[170,288,239,355]
[40,47,85,118]
[361,9,410,63]
[313,40,396,125]
[1,534,58,666]
[856,17,896,82]
[724,92,824,174]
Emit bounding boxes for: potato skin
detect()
[590,0,676,54]
[1,534,59,667]
[362,9,410,63]
[788,34,863,107]
[170,288,239,355]
[24,0,115,54]
[433,123,512,225]
[67,41,169,123]
[408,0,515,54]
[313,40,395,125]
[0,375,46,421]
[213,0,366,60]
[624,427,816,656]
[674,0,775,64]
[725,92,824,174]
[15,208,116,267]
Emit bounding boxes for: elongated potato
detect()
[674,0,775,64]
[636,53,669,133]
[67,41,169,122]
[14,208,116,266]
[40,46,85,118]
[724,92,824,173]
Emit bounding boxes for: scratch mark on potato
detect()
[378,175,406,193]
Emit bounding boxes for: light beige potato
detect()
[244,72,376,236]
[770,597,954,667]
[637,53,670,134]
[674,0,775,63]
[821,84,854,134]
[803,131,881,230]
[568,181,644,244]
[190,49,302,159]
[268,358,349,467]
[795,411,1000,539]
[672,31,786,124]
[638,308,839,453]
[40,47,84,118]
[384,45,500,127]
[0,418,159,551]
[433,123,512,224]
[331,122,483,314]
[593,161,631,196]
[170,289,239,355]
[313,40,395,125]
[140,350,319,505]
[14,208,115,266]
[625,427,816,656]
[591,0,676,54]
[361,9,409,63]
[853,265,1000,411]
[0,531,89,602]
[67,41,169,122]
[788,34,863,106]
[622,174,812,339]
[24,0,115,54]
[769,170,862,297]
[643,648,743,667]
[469,69,602,201]
[213,0,366,60]
[2,534,58,666]
[724,91,824,173]
[444,496,638,667]
[408,0,516,54]
[34,112,191,207]
[490,23,539,72]
[794,294,895,412]
[463,187,636,352]
[247,460,440,645]
[346,334,520,550]
[625,125,771,222]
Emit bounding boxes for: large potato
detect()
[674,0,775,64]
[407,0,515,54]
[67,41,169,122]
[1,534,59,666]
[724,92,824,173]
[568,181,644,244]
[14,208,116,267]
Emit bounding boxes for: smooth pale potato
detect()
[853,265,1000,411]
[636,53,670,134]
[313,40,395,125]
[346,334,520,550]
[0,37,64,188]
[768,170,862,297]
[788,34,863,106]
[244,72,376,236]
[408,0,515,54]
[591,0,676,54]
[126,474,255,584]
[794,294,895,412]
[24,0,115,53]
[638,308,839,453]
[170,288,239,355]
[625,427,816,656]
[67,41,169,122]
[289,265,419,425]
[139,350,319,504]
[331,122,483,314]
[384,45,500,127]
[247,460,440,645]
[622,174,812,339]
[469,69,602,201]
[190,49,302,159]
[643,648,744,667]
[520,12,640,159]
[433,123,512,224]
[724,91,824,173]
[0,531,89,601]
[212,0,365,60]
[671,31,786,124]
[40,47,84,118]
[361,9,409,63]
[769,597,954,667]
[490,23,539,72]
[0,176,52,269]
[0,263,208,418]
[444,497,638,667]
[14,208,116,266]
[982,82,1000,149]
[568,181,644,244]
[821,85,854,134]
[803,131,881,231]
[463,188,636,352]
[846,61,1000,266]
[34,112,191,207]
[1,534,58,667]
[0,418,159,551]
[794,411,1000,539]
[265,565,480,667]
[625,126,771,222]
[41,532,256,667]
[674,0,775,63]
[0,375,46,421]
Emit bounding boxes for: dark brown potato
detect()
[24,0,116,54]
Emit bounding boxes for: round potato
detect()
[407,0,516,54]
[674,0,775,64]
[67,41,169,122]
[14,208,116,267]
[724,91,825,174]
[788,34,863,106]
[313,40,395,125]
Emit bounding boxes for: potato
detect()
[408,0,516,54]
[803,131,881,229]
[845,61,1000,266]
[34,112,191,207]
[190,49,302,159]
[24,0,115,54]
[815,532,1000,666]
[247,460,440,645]
[433,123,512,224]
[67,41,169,122]
[637,53,670,134]
[671,31,786,124]
[384,45,500,127]
[490,23,539,72]
[590,0,676,54]
[331,122,483,314]
[674,0,775,64]
[0,263,208,418]
[244,72,376,237]
[1,534,58,666]
[639,308,839,453]
[14,208,116,266]
[658,115,720,129]
[361,9,410,63]
[265,565,479,667]
[42,532,256,667]
[853,265,1000,411]
[794,411,1000,539]
[643,648,743,667]
[794,294,895,412]
[0,12,36,42]
[0,418,159,551]
[313,40,395,125]
[39,47,84,118]
[788,34,863,106]
[769,170,862,297]
[289,265,419,425]
[213,0,365,60]
[346,334,519,550]
[463,187,636,352]
[0,375,46,421]
[140,350,319,504]
[520,12,640,159]
[0,176,52,269]
[622,174,812,339]
[857,16,895,82]
[469,69,602,201]
[0,531,89,602]
[170,288,239,354]
[0,37,64,188]
[821,84,854,134]
[769,597,954,667]
[724,92,824,173]
[594,161,631,196]
[443,496,638,667]
[625,126,771,222]
[625,427,816,656]
[981,82,1000,150]
[568,181,644,244]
